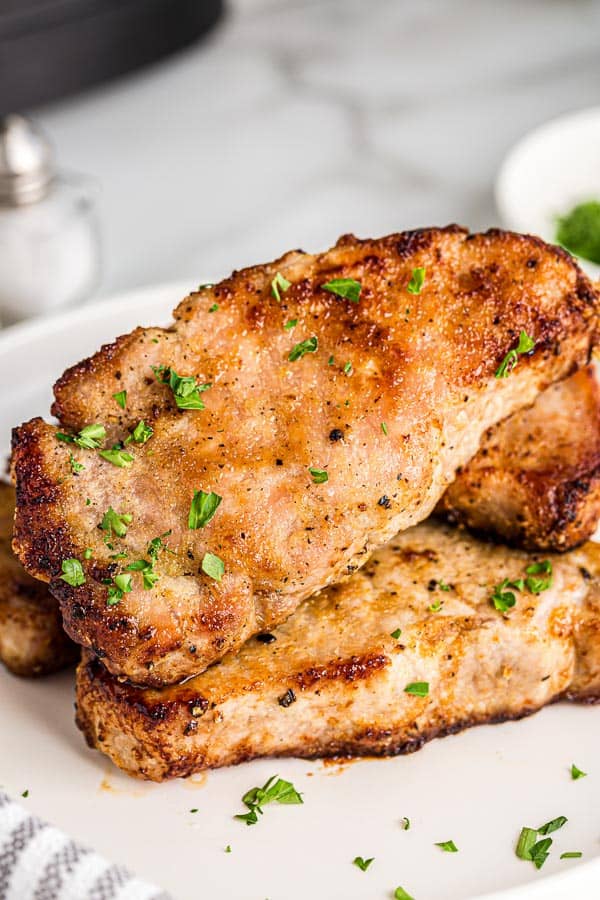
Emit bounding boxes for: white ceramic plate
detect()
[495,106,600,280]
[1,284,599,900]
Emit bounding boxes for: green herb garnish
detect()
[152,365,211,410]
[113,390,127,409]
[353,856,374,872]
[525,559,553,594]
[57,423,106,450]
[516,827,538,860]
[235,775,303,825]
[344,361,353,375]
[495,331,535,378]
[429,599,443,612]
[381,422,388,435]
[99,448,134,468]
[407,266,425,295]
[126,559,159,590]
[201,552,224,582]
[21,789,29,798]
[69,454,84,474]
[208,303,219,313]
[394,888,414,900]
[322,278,361,304]
[225,845,231,853]
[106,572,132,606]
[556,200,600,264]
[571,763,587,780]
[530,837,553,870]
[288,336,318,362]
[537,816,567,835]
[127,420,153,444]
[400,816,410,830]
[404,681,429,697]
[188,490,222,529]
[60,558,85,587]
[271,272,291,302]
[491,579,517,612]
[390,628,402,639]
[561,852,582,859]
[101,507,132,538]
[435,840,458,852]
[309,467,328,484]
[84,548,93,560]
[284,319,298,330]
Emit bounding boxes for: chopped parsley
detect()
[381,422,388,435]
[148,531,172,563]
[126,420,153,445]
[491,579,518,612]
[491,561,553,613]
[69,454,84,474]
[429,599,443,612]
[438,579,451,592]
[435,840,458,853]
[190,808,198,814]
[271,272,291,302]
[152,365,211,410]
[284,319,297,330]
[390,628,402,639]
[400,816,410,831]
[188,490,222,529]
[309,467,328,484]
[322,278,361,304]
[561,852,583,859]
[571,763,587,780]
[344,361,353,375]
[328,355,335,366]
[525,559,553,594]
[107,572,132,606]
[99,448,134,468]
[126,559,160,590]
[407,266,425,295]
[353,856,374,872]
[21,789,29,798]
[208,303,219,313]
[225,845,232,853]
[495,331,535,378]
[235,775,303,825]
[84,548,93,559]
[394,888,414,900]
[404,681,429,697]
[516,827,538,860]
[101,507,132,538]
[113,390,127,409]
[60,558,85,587]
[288,336,318,362]
[57,423,106,450]
[201,551,224,582]
[537,816,567,835]
[530,837,553,870]
[556,200,600,264]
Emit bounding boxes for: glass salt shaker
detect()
[0,115,100,324]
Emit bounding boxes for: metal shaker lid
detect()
[0,115,54,205]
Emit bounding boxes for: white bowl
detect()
[495,106,600,280]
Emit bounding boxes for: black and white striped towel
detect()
[0,792,172,900]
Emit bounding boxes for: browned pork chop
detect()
[12,227,599,685]
[439,365,600,550]
[76,520,600,781]
[0,483,75,677]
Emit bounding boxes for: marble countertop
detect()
[34,0,600,297]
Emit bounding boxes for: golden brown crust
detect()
[13,227,600,685]
[0,483,76,676]
[75,520,600,780]
[438,366,600,550]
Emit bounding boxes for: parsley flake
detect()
[435,840,458,852]
[113,390,127,409]
[57,423,106,450]
[353,856,374,872]
[225,845,232,853]
[491,579,517,612]
[571,763,587,780]
[69,454,84,474]
[525,559,553,594]
[284,319,298,330]
[288,336,318,362]
[101,507,132,538]
[208,303,219,313]
[407,266,426,295]
[235,775,303,826]
[99,448,134,468]
[394,888,415,900]
[60,558,85,587]
[537,816,567,835]
[530,837,553,869]
[322,278,361,304]
[404,681,429,697]
[309,467,328,484]
[344,361,353,375]
[125,420,153,445]
[495,331,535,378]
[516,827,538,860]
[201,552,224,582]
[400,816,410,830]
[390,628,402,639]
[561,852,582,859]
[84,548,93,559]
[271,272,291,302]
[152,365,212,410]
[188,490,222,529]
[21,789,29,798]
[381,422,388,435]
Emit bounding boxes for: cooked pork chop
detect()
[0,483,75,677]
[76,520,600,781]
[13,227,599,685]
[438,365,600,550]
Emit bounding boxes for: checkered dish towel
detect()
[0,792,172,900]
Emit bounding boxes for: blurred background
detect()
[2,0,600,308]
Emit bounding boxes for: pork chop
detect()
[0,483,75,676]
[12,227,599,685]
[76,519,600,781]
[438,365,600,550]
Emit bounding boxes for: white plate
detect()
[495,106,600,280]
[1,284,599,900]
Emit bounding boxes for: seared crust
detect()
[0,483,75,676]
[75,520,600,781]
[13,227,600,685]
[438,366,600,550]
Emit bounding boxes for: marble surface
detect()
[33,0,600,297]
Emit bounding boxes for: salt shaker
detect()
[0,115,99,324]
